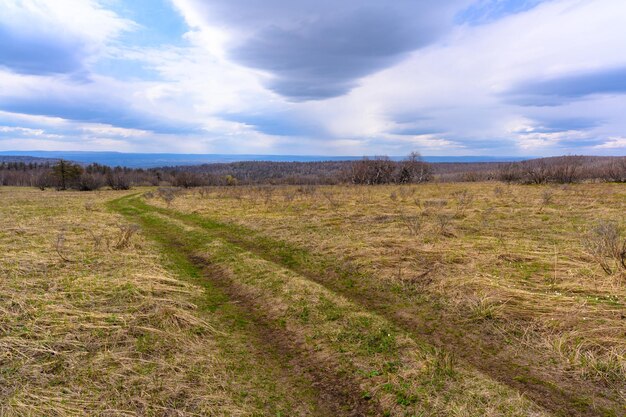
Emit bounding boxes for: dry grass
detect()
[192,236,548,416]
[3,182,625,415]
[0,188,313,416]
[155,183,626,402]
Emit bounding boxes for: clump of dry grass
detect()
[399,213,422,236]
[157,187,184,206]
[452,189,474,216]
[582,220,626,275]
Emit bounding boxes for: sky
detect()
[0,0,625,156]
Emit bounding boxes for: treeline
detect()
[435,156,626,183]
[0,161,158,190]
[1,154,625,190]
[163,160,348,185]
[163,152,432,186]
[0,162,53,187]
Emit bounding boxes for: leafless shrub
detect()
[351,153,433,185]
[106,171,131,190]
[400,214,422,236]
[84,201,96,211]
[497,163,523,183]
[77,173,105,191]
[493,186,504,197]
[389,191,398,202]
[114,224,141,250]
[351,156,396,185]
[88,229,108,251]
[398,152,433,183]
[436,213,454,236]
[541,189,555,206]
[322,191,340,210]
[55,231,73,262]
[452,189,473,214]
[143,191,155,199]
[550,155,583,184]
[158,187,178,206]
[34,171,54,190]
[603,158,626,182]
[172,172,207,188]
[497,156,589,184]
[582,220,626,275]
[522,160,550,184]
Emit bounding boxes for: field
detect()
[1,183,624,416]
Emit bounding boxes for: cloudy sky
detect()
[1,0,625,156]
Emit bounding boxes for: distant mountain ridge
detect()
[0,151,529,169]
[0,155,61,164]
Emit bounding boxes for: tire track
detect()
[114,198,383,416]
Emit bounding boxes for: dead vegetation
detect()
[0,188,318,416]
[582,220,626,275]
[2,181,625,416]
[155,181,626,415]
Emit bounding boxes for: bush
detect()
[172,172,207,188]
[603,158,626,182]
[582,220,626,275]
[106,172,131,190]
[34,171,54,190]
[350,152,432,185]
[76,173,105,191]
[351,157,396,185]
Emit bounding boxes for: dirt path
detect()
[113,197,383,415]
[188,255,383,417]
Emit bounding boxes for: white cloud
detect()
[596,137,626,149]
[1,0,626,156]
[0,0,133,74]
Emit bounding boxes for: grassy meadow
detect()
[1,183,625,416]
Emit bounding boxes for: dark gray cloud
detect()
[189,0,468,100]
[505,66,626,106]
[390,113,433,124]
[557,137,606,148]
[529,117,602,133]
[0,95,199,135]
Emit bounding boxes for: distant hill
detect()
[0,151,528,168]
[0,155,61,164]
